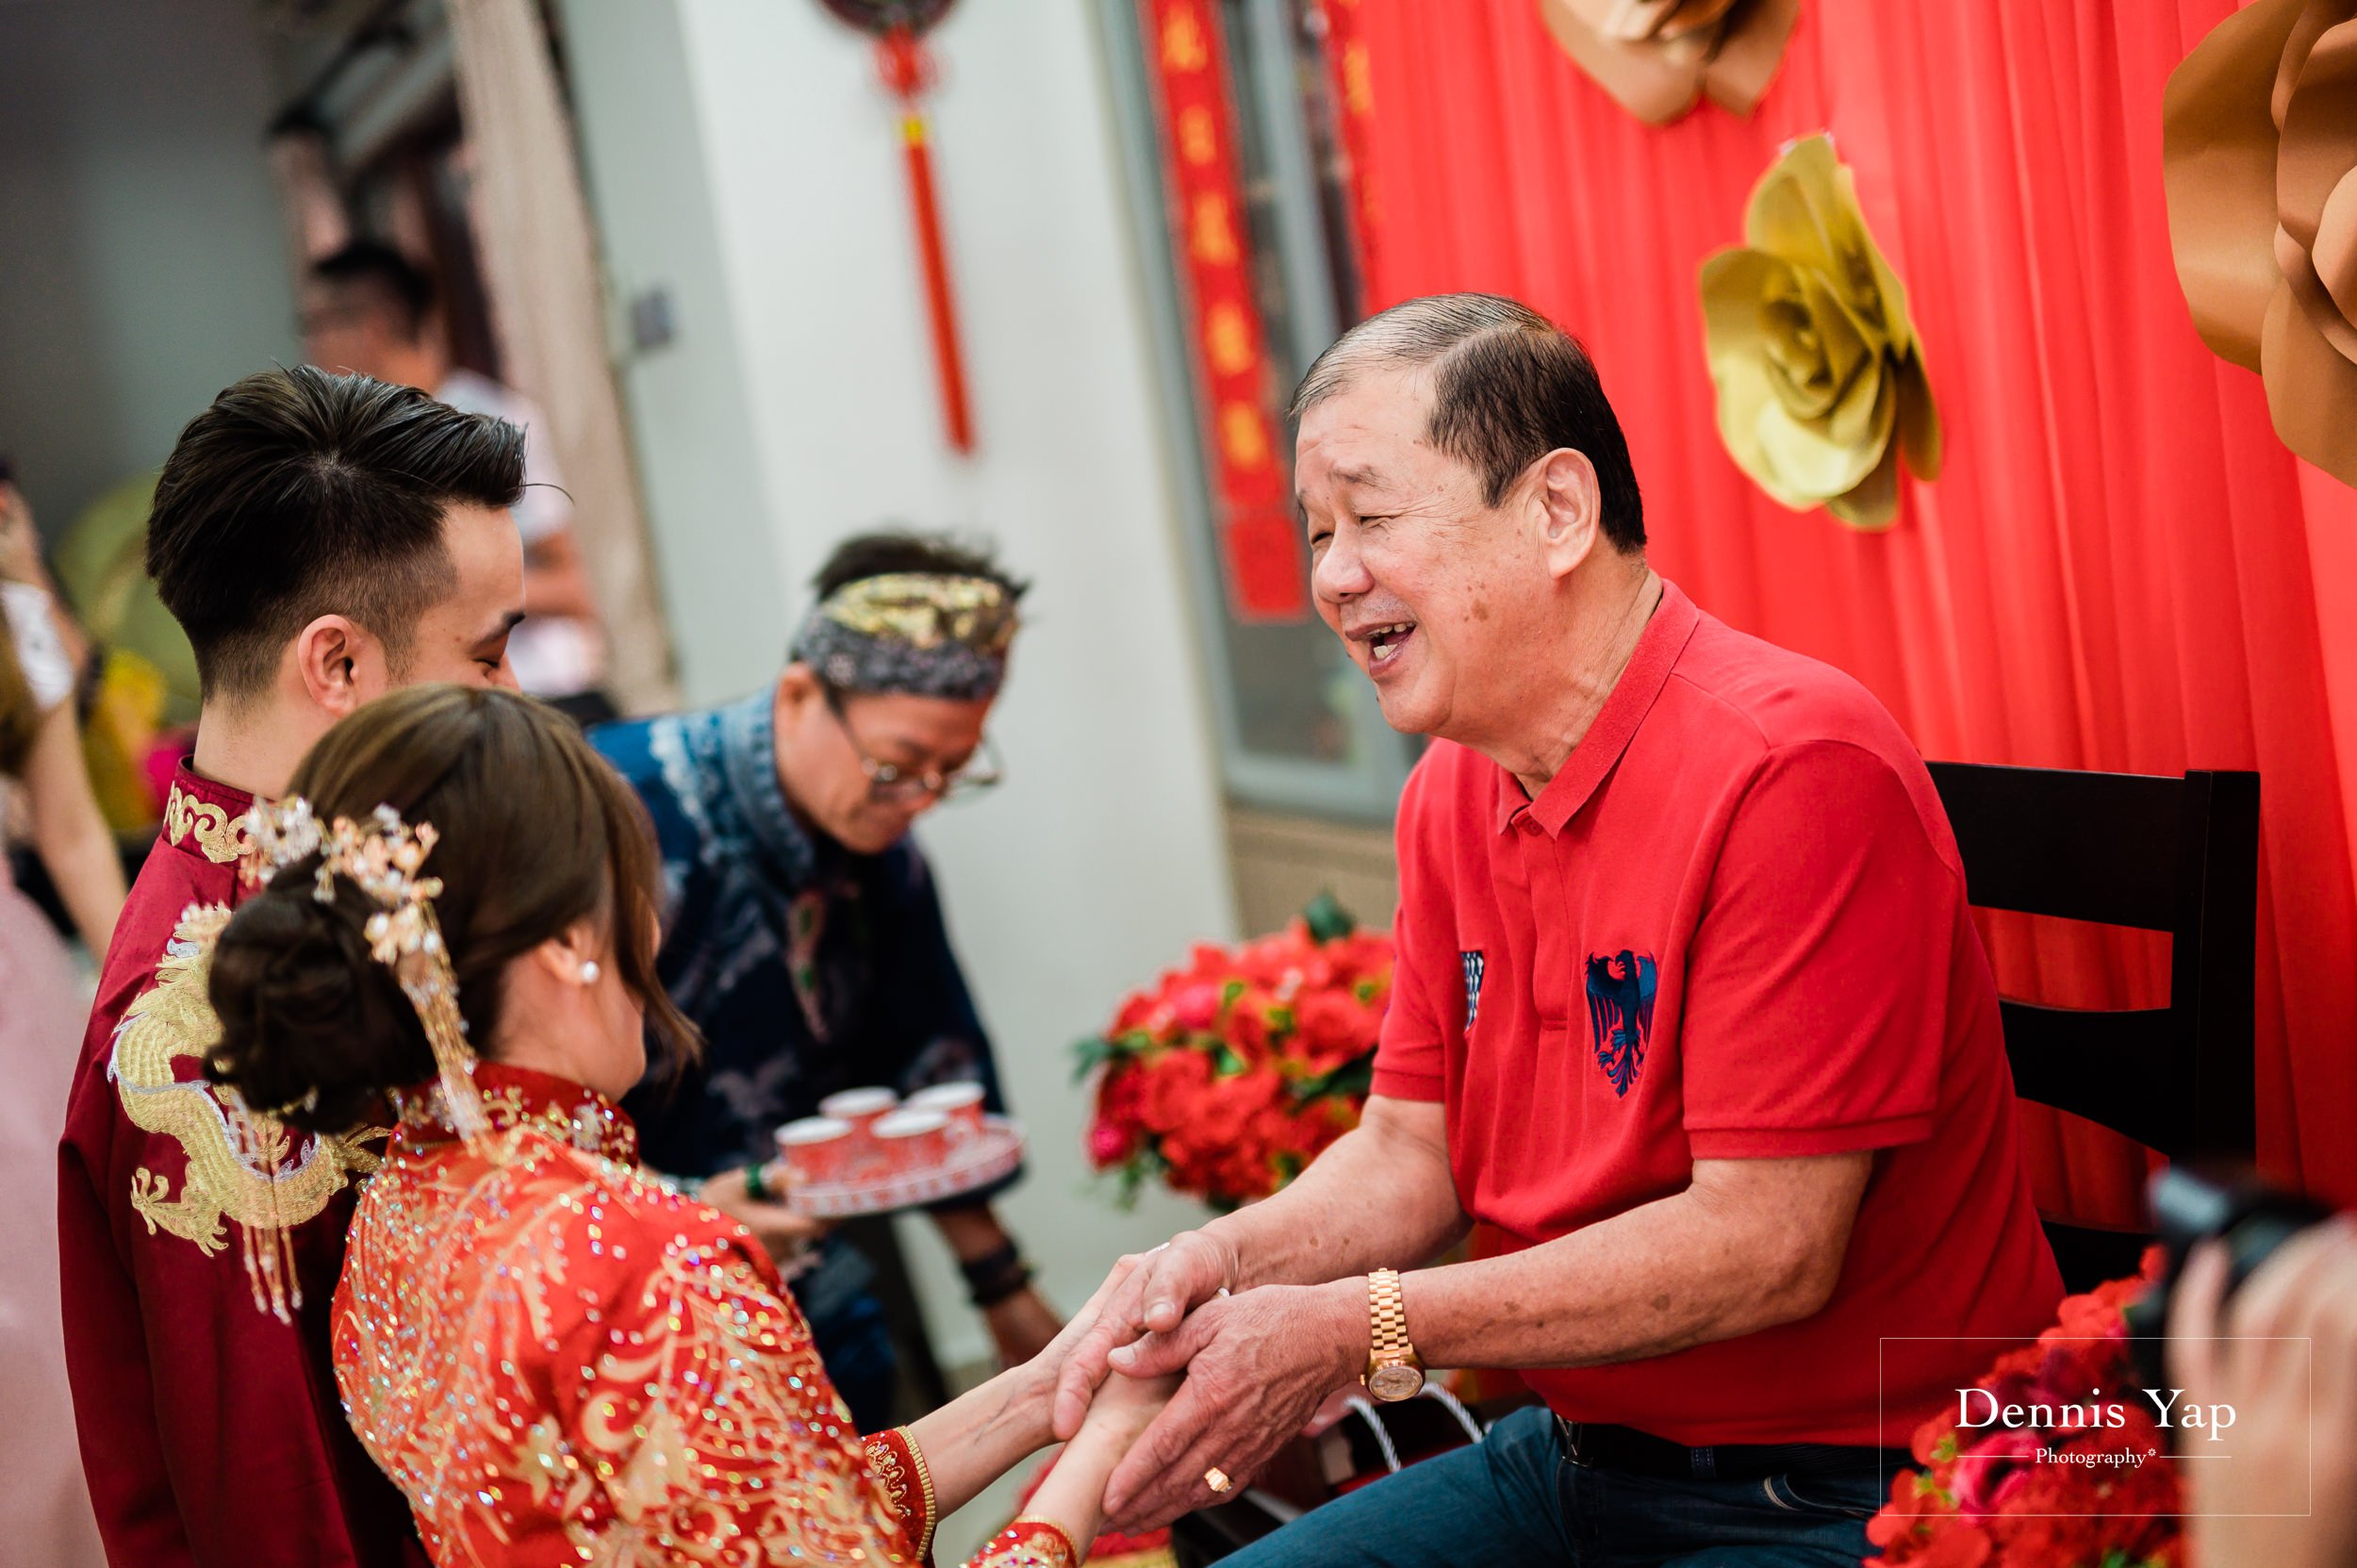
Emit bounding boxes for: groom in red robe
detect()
[58,365,530,1567]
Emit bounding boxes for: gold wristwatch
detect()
[1361,1267,1426,1401]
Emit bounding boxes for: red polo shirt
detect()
[1375,581,2061,1446]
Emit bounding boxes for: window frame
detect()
[1096,0,1413,824]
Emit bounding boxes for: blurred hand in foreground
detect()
[2170,1214,2357,1568]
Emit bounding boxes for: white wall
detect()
[559,0,1239,1379]
[0,0,301,531]
[553,0,788,699]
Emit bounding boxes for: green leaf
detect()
[1108,1146,1167,1211]
[1302,889,1357,943]
[1292,1050,1377,1102]
[1071,1035,1120,1083]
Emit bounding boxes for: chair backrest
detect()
[1926,762,2259,1288]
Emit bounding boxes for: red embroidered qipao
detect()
[338,1061,1074,1567]
[57,766,421,1568]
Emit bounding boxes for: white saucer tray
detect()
[785,1115,1026,1218]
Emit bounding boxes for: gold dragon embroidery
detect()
[162,781,255,865]
[109,903,377,1254]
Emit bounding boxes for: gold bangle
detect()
[993,1517,1081,1567]
[903,1428,938,1560]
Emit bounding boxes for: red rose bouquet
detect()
[1077,894,1393,1211]
[1868,1259,2183,1568]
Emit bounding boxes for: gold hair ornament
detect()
[228,797,486,1319]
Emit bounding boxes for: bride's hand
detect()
[1014,1262,1130,1392]
[1071,1365,1179,1457]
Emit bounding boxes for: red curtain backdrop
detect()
[1349,0,2357,1218]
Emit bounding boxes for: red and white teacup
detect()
[818,1087,899,1131]
[906,1081,987,1142]
[816,1088,899,1176]
[774,1116,855,1185]
[872,1108,951,1171]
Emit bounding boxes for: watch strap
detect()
[1367,1267,1417,1369]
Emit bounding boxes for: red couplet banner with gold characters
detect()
[1316,0,1380,291]
[1140,0,1310,621]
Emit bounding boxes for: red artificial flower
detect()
[1110,989,1158,1035]
[1868,1265,2182,1568]
[1293,989,1379,1074]
[1086,1118,1136,1168]
[1169,982,1224,1033]
[1951,1427,2042,1515]
[1985,1343,2047,1383]
[1081,919,1394,1208]
[1096,1062,1146,1123]
[1912,1412,1960,1468]
[1870,1471,1949,1537]
[1200,1073,1285,1159]
[1228,994,1278,1065]
[1136,1048,1214,1132]
[1869,1473,1993,1567]
[1909,1523,1996,1568]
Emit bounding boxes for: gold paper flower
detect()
[1535,0,1800,125]
[2163,0,2357,487]
[1698,134,1941,529]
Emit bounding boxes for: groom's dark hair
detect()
[146,365,524,703]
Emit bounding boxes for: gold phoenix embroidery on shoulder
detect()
[110,903,379,1254]
[163,782,255,865]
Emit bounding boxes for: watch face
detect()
[1367,1362,1426,1402]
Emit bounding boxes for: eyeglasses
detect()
[822,690,1004,804]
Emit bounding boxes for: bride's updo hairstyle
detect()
[206,685,695,1135]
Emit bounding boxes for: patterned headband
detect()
[790,571,1019,701]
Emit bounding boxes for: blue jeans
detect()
[1220,1406,1884,1568]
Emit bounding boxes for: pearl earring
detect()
[579,960,602,986]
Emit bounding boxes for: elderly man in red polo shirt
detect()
[1054,293,2063,1565]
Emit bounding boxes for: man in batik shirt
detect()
[593,532,1059,1430]
[57,366,528,1568]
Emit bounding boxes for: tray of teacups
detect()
[770,1082,1026,1219]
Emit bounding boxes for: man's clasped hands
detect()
[1038,1228,1377,1533]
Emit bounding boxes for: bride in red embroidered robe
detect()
[203,685,1168,1568]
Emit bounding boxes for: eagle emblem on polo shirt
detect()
[1584,949,1657,1098]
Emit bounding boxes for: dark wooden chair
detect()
[1925,761,2260,1293]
